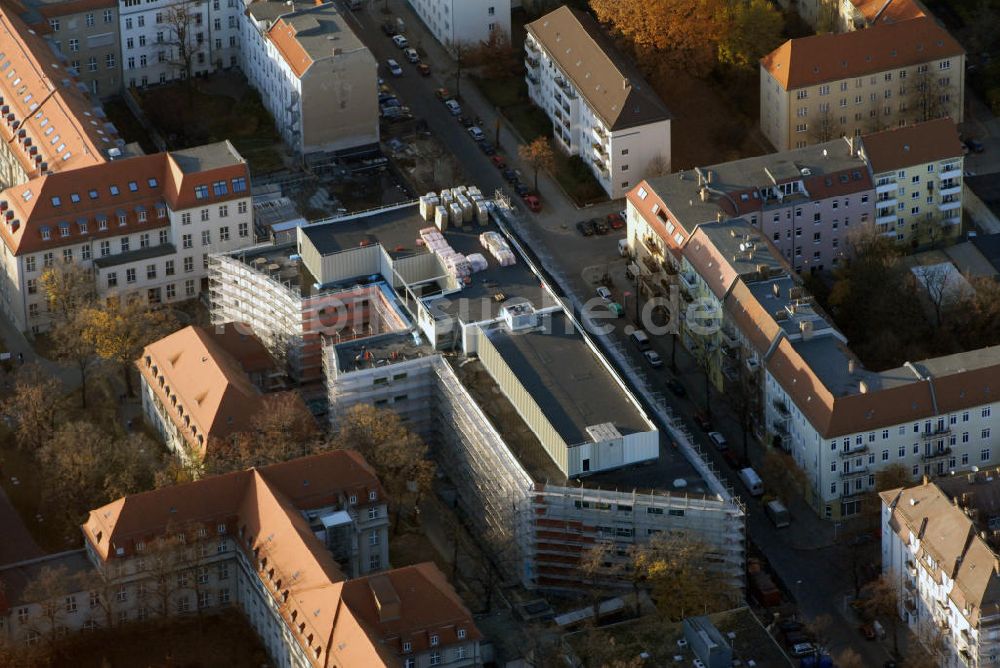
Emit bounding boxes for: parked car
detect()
[790,643,816,658]
[386,59,402,77]
[607,212,625,230]
[444,99,462,115]
[379,98,401,109]
[967,138,986,153]
[478,140,496,156]
[457,115,474,128]
[607,302,624,317]
[514,183,531,197]
[778,620,803,633]
[502,168,518,183]
[577,220,595,236]
[665,379,685,397]
[381,21,398,36]
[392,34,409,49]
[596,286,612,301]
[378,91,396,103]
[403,48,419,63]
[592,218,609,235]
[468,126,485,141]
[859,623,876,640]
[708,431,728,450]
[523,194,541,212]
[643,350,663,368]
[693,411,712,431]
[491,155,506,169]
[416,63,431,76]
[434,87,451,100]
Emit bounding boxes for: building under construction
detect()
[211,191,746,592]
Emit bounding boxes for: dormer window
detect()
[58,222,69,237]
[50,196,60,206]
[128,181,138,192]
[430,635,439,646]
[40,226,50,240]
[148,178,158,188]
[403,641,412,653]
[109,185,119,196]
[368,490,377,501]
[458,629,466,639]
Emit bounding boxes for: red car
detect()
[607,212,625,229]
[416,63,431,76]
[523,194,542,212]
[693,411,712,432]
[491,155,506,169]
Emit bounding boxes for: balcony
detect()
[944,216,961,226]
[839,444,868,458]
[773,400,790,419]
[876,181,899,194]
[840,463,868,478]
[938,167,962,180]
[939,184,962,197]
[720,327,739,350]
[592,125,607,142]
[525,72,539,86]
[939,200,961,212]
[525,39,538,54]
[875,195,897,208]
[876,212,898,226]
[922,446,952,461]
[679,271,697,293]
[592,141,607,159]
[906,560,917,576]
[525,56,539,70]
[920,425,951,439]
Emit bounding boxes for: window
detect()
[194,185,209,200]
[201,230,211,246]
[369,530,379,546]
[983,449,991,462]
[238,201,247,215]
[368,506,378,520]
[430,635,439,647]
[116,585,127,602]
[219,226,230,242]
[212,180,228,196]
[964,432,970,443]
[126,268,136,284]
[430,652,441,666]
[146,264,156,280]
[182,234,192,249]
[158,230,168,245]
[63,248,73,263]
[106,53,115,69]
[882,450,889,461]
[984,428,992,440]
[140,233,150,249]
[218,538,228,553]
[238,222,249,238]
[984,407,992,418]
[176,596,190,613]
[369,554,381,570]
[201,209,209,222]
[403,641,412,653]
[165,260,175,276]
[68,38,79,52]
[166,283,175,300]
[27,279,36,295]
[218,205,228,218]
[120,238,130,253]
[898,446,905,458]
[183,257,194,273]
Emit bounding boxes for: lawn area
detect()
[53,610,271,668]
[137,78,284,175]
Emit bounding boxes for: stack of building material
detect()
[420,194,441,221]
[480,231,516,267]
[420,227,471,279]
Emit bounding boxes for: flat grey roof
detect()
[484,311,650,446]
[334,332,433,374]
[300,205,428,260]
[696,218,786,277]
[645,137,870,231]
[170,141,245,173]
[278,5,367,64]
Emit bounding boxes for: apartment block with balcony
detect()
[118,0,241,88]
[760,17,964,152]
[859,118,965,246]
[406,0,510,55]
[241,0,378,156]
[882,474,1000,667]
[25,0,123,97]
[0,140,254,333]
[524,6,670,199]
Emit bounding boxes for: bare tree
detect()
[907,69,952,124]
[164,0,204,84]
[913,263,955,329]
[579,542,621,623]
[860,575,901,656]
[22,565,80,655]
[809,106,841,143]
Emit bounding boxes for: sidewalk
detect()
[0,313,80,390]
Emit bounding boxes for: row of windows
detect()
[794,62,953,99]
[48,10,114,31]
[828,411,991,450]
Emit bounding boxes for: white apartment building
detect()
[0,141,253,333]
[241,1,378,156]
[525,6,670,199]
[118,0,241,88]
[881,476,1000,667]
[406,0,510,54]
[858,118,965,245]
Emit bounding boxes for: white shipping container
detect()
[435,206,448,231]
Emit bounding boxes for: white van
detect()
[630,329,651,351]
[618,238,629,257]
[738,467,764,496]
[765,499,790,528]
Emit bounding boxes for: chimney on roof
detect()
[623,77,629,90]
[859,380,869,394]
[707,170,715,184]
[995,558,1000,574]
[848,359,856,375]
[699,187,709,202]
[368,575,401,623]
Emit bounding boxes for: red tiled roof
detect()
[861,118,963,174]
[761,17,963,90]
